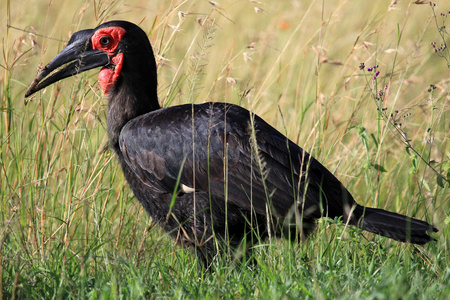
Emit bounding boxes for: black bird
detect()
[25,21,437,265]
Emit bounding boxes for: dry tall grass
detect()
[1,0,448,298]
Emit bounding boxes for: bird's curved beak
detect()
[25,29,110,98]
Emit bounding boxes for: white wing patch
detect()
[180,184,195,193]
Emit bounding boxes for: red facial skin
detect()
[91,27,126,94]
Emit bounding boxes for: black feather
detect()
[26,20,438,266]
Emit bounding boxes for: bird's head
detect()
[25,20,157,98]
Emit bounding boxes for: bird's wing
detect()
[119,102,353,218]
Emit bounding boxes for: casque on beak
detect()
[25,28,110,98]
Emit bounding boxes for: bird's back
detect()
[118,102,356,230]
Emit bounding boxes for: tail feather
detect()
[352,205,438,245]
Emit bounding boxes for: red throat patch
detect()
[98,53,123,94]
[91,27,126,94]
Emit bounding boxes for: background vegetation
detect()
[1,0,449,298]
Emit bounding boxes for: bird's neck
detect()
[106,77,160,151]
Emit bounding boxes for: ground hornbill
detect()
[25,20,437,265]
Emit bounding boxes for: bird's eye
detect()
[99,36,111,46]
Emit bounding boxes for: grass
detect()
[1,0,449,298]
